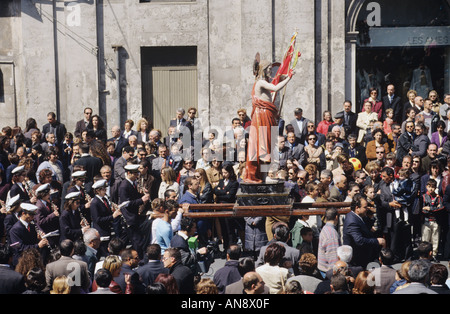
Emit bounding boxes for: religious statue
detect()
[243,54,295,184]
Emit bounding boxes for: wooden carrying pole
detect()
[149,202,352,219]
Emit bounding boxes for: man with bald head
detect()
[108,126,127,158]
[413,96,424,115]
[243,272,266,294]
[382,84,402,123]
[149,129,162,146]
[314,260,353,294]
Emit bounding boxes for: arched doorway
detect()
[346,0,450,114]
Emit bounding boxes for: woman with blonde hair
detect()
[93,255,133,294]
[194,168,213,204]
[50,276,71,294]
[196,278,219,294]
[137,118,150,143]
[158,167,180,199]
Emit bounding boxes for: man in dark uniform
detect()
[9,203,49,266]
[66,170,92,223]
[34,183,60,249]
[118,164,151,259]
[90,179,123,257]
[9,166,32,202]
[59,191,91,242]
[73,144,103,184]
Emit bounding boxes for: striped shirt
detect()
[317,222,341,272]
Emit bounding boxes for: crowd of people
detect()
[0,86,450,295]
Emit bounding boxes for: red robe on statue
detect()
[243,83,279,184]
[243,32,299,184]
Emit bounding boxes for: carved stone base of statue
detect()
[236,181,294,207]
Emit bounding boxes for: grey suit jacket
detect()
[74,119,88,138]
[45,256,90,294]
[285,143,306,165]
[371,265,397,294]
[393,282,438,294]
[113,156,128,181]
[290,118,311,142]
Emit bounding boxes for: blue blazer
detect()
[343,211,380,268]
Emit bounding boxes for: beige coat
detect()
[356,111,379,143]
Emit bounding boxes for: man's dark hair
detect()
[417,241,433,258]
[85,130,96,138]
[158,143,167,150]
[381,167,394,177]
[95,268,113,288]
[227,245,242,261]
[164,199,179,212]
[122,146,134,154]
[331,273,348,293]
[140,159,150,169]
[429,264,448,285]
[350,193,366,212]
[164,189,176,199]
[165,247,182,262]
[0,243,12,264]
[238,257,255,277]
[79,144,90,154]
[60,239,74,257]
[179,217,196,233]
[273,224,290,243]
[184,177,196,190]
[146,244,162,261]
[300,226,313,237]
[120,249,136,263]
[325,208,338,222]
[379,248,394,266]
[108,237,125,255]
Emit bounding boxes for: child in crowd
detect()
[422,179,445,259]
[384,108,394,135]
[392,168,416,224]
[385,152,400,178]
[364,185,378,234]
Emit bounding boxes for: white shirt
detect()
[296,119,304,134]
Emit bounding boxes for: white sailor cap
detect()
[72,171,87,178]
[124,164,140,172]
[92,179,107,190]
[6,194,21,210]
[11,166,25,175]
[65,191,81,200]
[20,203,38,213]
[36,183,51,194]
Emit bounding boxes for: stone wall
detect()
[0,0,347,138]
